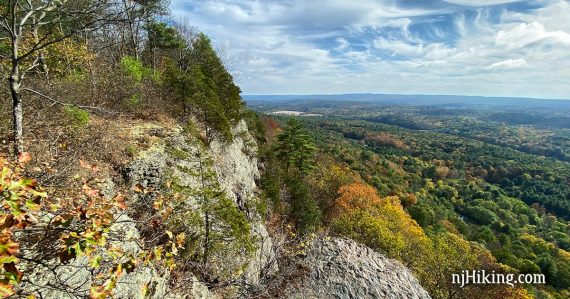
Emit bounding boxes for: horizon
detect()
[242,92,570,102]
[171,0,570,99]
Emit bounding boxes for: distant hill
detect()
[244,93,570,110]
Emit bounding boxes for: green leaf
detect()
[89,255,102,268]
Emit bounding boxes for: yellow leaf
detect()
[0,282,15,297]
[133,184,144,193]
[141,282,150,297]
[176,233,186,247]
[89,286,107,299]
[90,255,102,268]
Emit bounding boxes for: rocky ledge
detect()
[284,237,431,299]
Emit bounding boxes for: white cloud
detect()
[487,58,529,69]
[336,38,350,51]
[171,0,570,99]
[172,0,439,29]
[495,21,570,50]
[444,0,523,6]
[374,38,424,56]
[248,57,271,67]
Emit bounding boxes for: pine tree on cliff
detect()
[166,148,256,281]
[191,33,245,125]
[275,118,317,172]
[163,32,243,143]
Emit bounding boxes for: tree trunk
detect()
[9,67,23,158]
[204,210,210,264]
[9,29,23,158]
[33,23,49,81]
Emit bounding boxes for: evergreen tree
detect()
[191,33,244,124]
[275,118,317,172]
[286,173,321,233]
[163,32,244,143]
[163,60,232,142]
[166,146,256,281]
[144,21,186,68]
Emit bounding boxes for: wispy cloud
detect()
[171,0,570,99]
[487,58,529,69]
[443,0,523,7]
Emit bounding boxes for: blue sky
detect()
[170,0,570,99]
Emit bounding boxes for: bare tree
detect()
[0,0,121,157]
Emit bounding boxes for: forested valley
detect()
[251,98,570,299]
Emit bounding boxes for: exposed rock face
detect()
[284,238,431,299]
[210,121,276,284]
[123,120,274,297]
[20,120,269,299]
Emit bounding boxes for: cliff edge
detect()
[282,237,431,299]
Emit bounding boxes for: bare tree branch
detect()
[22,87,117,115]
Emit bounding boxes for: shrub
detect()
[63,106,90,128]
[126,94,141,107]
[0,156,183,297]
[120,55,152,82]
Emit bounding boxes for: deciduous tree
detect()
[0,0,121,157]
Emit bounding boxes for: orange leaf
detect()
[82,184,99,198]
[89,285,108,299]
[0,215,15,230]
[0,237,19,256]
[114,193,127,210]
[133,184,144,193]
[176,233,186,247]
[79,160,99,172]
[18,152,32,165]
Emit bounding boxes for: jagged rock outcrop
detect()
[121,119,274,298]
[209,121,276,284]
[20,120,272,299]
[283,238,431,299]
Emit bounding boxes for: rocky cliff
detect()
[20,120,273,299]
[19,119,431,299]
[118,119,275,298]
[282,237,432,299]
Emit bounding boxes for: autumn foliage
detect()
[0,154,44,297]
[364,132,409,150]
[330,182,429,265]
[330,183,382,217]
[328,181,530,299]
[0,155,184,298]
